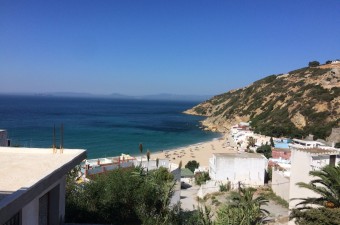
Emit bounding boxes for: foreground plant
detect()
[290,163,340,225]
[216,187,269,225]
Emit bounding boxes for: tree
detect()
[270,137,275,147]
[146,150,151,174]
[290,163,340,224]
[256,144,272,159]
[185,160,200,173]
[247,137,256,149]
[308,61,320,67]
[139,143,143,165]
[156,158,159,168]
[326,60,332,64]
[216,187,269,225]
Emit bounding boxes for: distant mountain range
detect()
[185,63,340,140]
[1,92,212,102]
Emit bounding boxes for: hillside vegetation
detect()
[185,63,340,140]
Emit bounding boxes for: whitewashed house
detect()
[209,153,267,188]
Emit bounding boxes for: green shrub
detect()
[195,172,211,185]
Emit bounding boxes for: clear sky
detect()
[1,0,339,96]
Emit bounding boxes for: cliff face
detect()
[185,63,340,139]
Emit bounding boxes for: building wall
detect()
[272,149,291,160]
[272,169,290,202]
[21,176,66,225]
[209,155,266,187]
[289,150,319,211]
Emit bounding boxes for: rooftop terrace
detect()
[213,152,265,159]
[0,147,86,201]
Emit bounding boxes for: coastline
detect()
[149,131,237,167]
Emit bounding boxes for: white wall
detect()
[272,169,290,202]
[209,155,266,187]
[289,150,319,211]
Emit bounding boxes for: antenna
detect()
[60,124,64,154]
[53,124,56,154]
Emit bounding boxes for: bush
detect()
[195,172,211,185]
[291,208,340,225]
[256,144,272,159]
[219,181,231,192]
[308,61,320,67]
[185,160,200,173]
[65,167,177,224]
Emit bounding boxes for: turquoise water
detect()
[0,95,220,158]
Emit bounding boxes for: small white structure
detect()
[0,147,86,225]
[209,153,267,188]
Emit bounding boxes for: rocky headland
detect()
[185,62,340,140]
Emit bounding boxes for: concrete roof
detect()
[273,148,291,152]
[213,152,265,159]
[0,147,86,201]
[293,147,339,155]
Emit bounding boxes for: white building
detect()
[133,157,169,171]
[209,153,267,188]
[0,147,86,225]
[288,142,340,225]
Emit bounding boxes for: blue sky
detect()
[1,0,339,96]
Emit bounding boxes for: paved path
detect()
[180,182,200,211]
[263,200,289,224]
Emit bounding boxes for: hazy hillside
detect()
[185,63,340,140]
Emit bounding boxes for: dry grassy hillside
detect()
[185,63,340,139]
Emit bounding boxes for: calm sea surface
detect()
[0,95,220,158]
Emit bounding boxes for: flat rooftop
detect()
[293,147,339,155]
[273,148,291,152]
[213,152,265,159]
[0,147,86,200]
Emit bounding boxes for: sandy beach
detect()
[150,132,238,167]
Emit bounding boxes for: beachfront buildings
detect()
[209,152,267,188]
[0,147,86,225]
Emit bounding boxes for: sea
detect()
[0,95,220,158]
